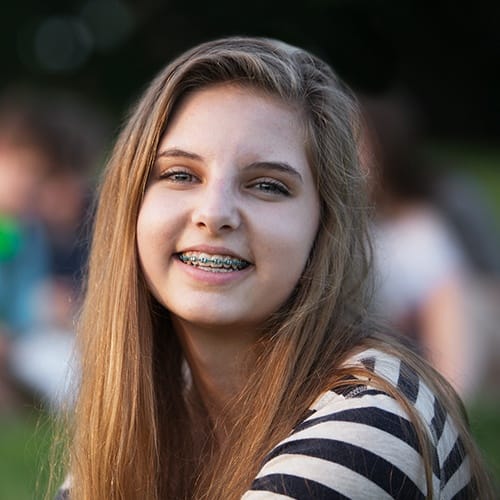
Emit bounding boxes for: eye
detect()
[159,168,198,184]
[250,179,291,197]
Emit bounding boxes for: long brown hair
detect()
[64,37,492,499]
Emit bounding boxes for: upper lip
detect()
[176,245,252,263]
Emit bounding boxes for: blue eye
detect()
[253,180,290,196]
[160,169,197,183]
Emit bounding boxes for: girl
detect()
[57,37,492,499]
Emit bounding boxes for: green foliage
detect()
[469,398,500,493]
[0,409,54,500]
[428,143,500,224]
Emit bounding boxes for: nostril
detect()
[191,206,240,233]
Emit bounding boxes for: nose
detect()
[191,178,241,234]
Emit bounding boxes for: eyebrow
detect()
[156,148,303,182]
[156,148,203,161]
[244,161,303,182]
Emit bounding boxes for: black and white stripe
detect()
[56,349,473,499]
[243,349,473,499]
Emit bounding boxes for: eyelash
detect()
[158,169,291,197]
[251,179,291,196]
[159,168,197,183]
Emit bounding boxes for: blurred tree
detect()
[1,0,498,139]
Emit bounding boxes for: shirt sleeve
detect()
[242,393,429,500]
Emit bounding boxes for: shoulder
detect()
[373,206,462,262]
[372,208,466,312]
[243,348,473,499]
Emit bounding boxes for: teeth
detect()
[178,252,249,271]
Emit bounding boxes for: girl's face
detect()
[137,84,320,334]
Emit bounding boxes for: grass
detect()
[0,408,57,500]
[469,397,500,492]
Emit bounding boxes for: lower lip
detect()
[174,256,252,285]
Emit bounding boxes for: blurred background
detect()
[0,0,498,497]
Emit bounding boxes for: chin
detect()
[173,309,264,332]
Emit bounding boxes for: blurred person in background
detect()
[0,87,108,412]
[31,91,106,333]
[0,90,52,409]
[360,91,500,401]
[431,161,500,398]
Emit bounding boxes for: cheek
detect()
[136,204,154,252]
[286,202,319,260]
[260,212,317,276]
[136,199,173,265]
[136,216,155,280]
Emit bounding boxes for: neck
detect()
[171,317,259,424]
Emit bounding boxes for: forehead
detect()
[160,84,306,156]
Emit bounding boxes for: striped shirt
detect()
[242,348,473,499]
[56,349,473,499]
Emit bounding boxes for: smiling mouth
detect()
[177,251,250,272]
